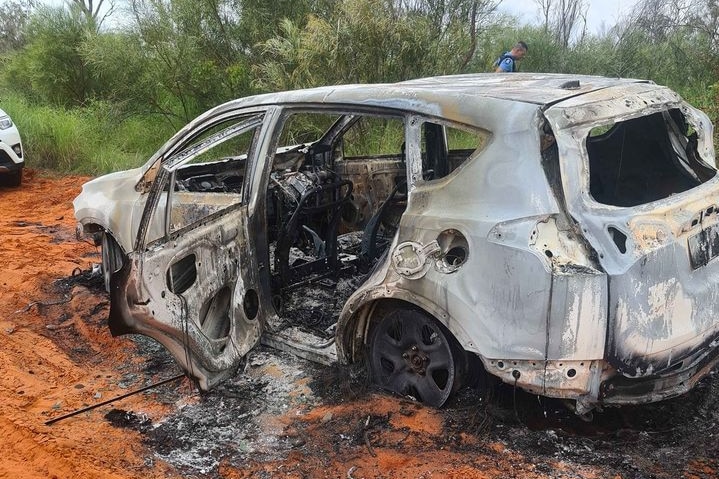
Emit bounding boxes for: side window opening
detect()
[265,110,407,331]
[586,108,716,207]
[279,113,341,147]
[168,115,262,234]
[342,116,405,157]
[420,121,487,181]
[144,114,263,244]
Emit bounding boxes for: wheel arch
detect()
[78,220,128,255]
[336,288,479,365]
[79,223,129,292]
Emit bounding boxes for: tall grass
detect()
[0,90,175,175]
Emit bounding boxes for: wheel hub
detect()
[402,345,428,375]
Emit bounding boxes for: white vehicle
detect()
[0,108,24,186]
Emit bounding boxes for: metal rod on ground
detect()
[44,374,185,426]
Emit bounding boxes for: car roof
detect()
[153,73,657,167]
[390,73,648,105]
[232,73,651,110]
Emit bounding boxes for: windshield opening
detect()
[586,108,716,207]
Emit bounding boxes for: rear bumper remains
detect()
[601,338,719,405]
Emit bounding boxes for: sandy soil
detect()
[0,170,181,479]
[1,170,718,479]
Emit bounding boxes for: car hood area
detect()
[73,166,144,254]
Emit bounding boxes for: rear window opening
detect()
[421,121,487,181]
[586,109,716,207]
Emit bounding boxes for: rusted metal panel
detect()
[111,208,262,390]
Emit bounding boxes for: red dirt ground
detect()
[0,169,699,479]
[0,170,181,479]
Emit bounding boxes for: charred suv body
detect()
[74,74,719,414]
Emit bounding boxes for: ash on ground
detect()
[474,372,719,479]
[143,348,324,476]
[54,263,105,294]
[58,269,719,478]
[274,271,367,333]
[130,343,719,479]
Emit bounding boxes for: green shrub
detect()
[676,82,719,145]
[0,91,173,174]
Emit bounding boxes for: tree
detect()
[238,0,335,49]
[398,0,501,71]
[255,0,501,91]
[0,0,36,53]
[66,0,115,29]
[536,0,553,33]
[4,6,100,106]
[533,0,587,48]
[619,0,719,85]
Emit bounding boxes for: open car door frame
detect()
[107,111,270,390]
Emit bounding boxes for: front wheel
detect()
[6,169,21,187]
[368,309,461,407]
[101,232,124,293]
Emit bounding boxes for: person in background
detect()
[494,41,528,72]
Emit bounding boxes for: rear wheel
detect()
[368,309,461,407]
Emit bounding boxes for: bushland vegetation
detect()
[1,0,717,174]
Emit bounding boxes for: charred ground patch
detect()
[478,374,719,479]
[39,268,719,479]
[140,348,323,476]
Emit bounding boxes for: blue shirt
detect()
[496,52,516,72]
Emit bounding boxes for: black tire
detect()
[6,169,21,187]
[101,232,124,293]
[368,309,462,407]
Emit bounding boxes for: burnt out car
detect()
[74,73,719,415]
